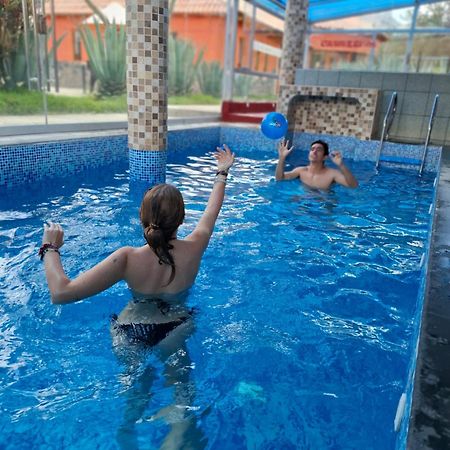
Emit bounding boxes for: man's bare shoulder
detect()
[323,167,341,177]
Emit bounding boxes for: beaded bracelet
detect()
[216,170,228,177]
[38,243,60,260]
[214,174,227,184]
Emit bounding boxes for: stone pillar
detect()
[278,0,309,87]
[126,0,168,184]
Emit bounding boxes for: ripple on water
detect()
[0,155,435,449]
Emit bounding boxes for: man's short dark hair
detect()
[311,140,329,156]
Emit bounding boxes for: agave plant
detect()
[79,19,126,97]
[233,73,253,98]
[1,25,64,90]
[168,35,204,96]
[197,61,222,97]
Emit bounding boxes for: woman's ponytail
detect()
[143,224,176,285]
[140,184,185,286]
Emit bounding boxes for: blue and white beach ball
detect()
[260,112,288,140]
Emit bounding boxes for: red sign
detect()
[310,34,377,54]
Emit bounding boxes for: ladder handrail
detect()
[375,92,398,169]
[419,94,439,176]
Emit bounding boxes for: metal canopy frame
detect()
[222,0,450,101]
[250,0,445,23]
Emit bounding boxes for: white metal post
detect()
[247,1,256,70]
[222,0,239,101]
[368,32,376,69]
[302,31,310,69]
[403,0,419,72]
[21,0,32,90]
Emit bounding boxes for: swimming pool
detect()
[0,137,437,449]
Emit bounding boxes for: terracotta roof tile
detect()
[44,0,119,16]
[173,0,227,15]
[45,0,229,16]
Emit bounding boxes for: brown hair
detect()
[311,139,329,156]
[140,184,185,285]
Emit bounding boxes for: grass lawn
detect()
[0,89,221,115]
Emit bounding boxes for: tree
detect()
[417,2,450,27]
[0,0,26,80]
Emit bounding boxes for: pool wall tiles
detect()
[129,149,167,184]
[129,127,220,185]
[220,126,279,153]
[221,127,441,172]
[0,127,442,188]
[0,128,221,188]
[0,135,128,188]
[293,132,441,172]
[169,127,220,154]
[396,166,441,450]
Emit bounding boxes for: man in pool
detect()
[275,138,358,190]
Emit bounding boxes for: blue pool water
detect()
[0,147,435,449]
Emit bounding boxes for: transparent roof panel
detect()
[251,0,445,23]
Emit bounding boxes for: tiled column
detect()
[126,0,168,184]
[278,0,308,87]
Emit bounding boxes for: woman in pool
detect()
[39,144,234,449]
[40,144,234,320]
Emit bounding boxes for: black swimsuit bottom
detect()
[111,310,193,346]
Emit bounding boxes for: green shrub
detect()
[233,73,252,98]
[169,35,204,96]
[197,61,222,97]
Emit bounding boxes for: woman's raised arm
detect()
[186,144,235,253]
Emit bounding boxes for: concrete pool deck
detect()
[0,105,221,126]
[408,148,450,449]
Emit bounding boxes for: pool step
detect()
[379,155,421,166]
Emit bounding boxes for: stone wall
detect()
[278,85,379,140]
[295,70,450,146]
[54,62,91,91]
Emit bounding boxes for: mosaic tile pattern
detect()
[0,127,441,188]
[129,148,166,184]
[292,132,357,160]
[294,69,450,147]
[0,136,128,188]
[126,0,168,152]
[279,0,308,86]
[220,126,279,153]
[169,127,220,154]
[278,85,379,140]
[292,131,441,172]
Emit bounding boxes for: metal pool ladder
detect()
[419,94,439,176]
[375,92,398,170]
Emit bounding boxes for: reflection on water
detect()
[0,154,435,449]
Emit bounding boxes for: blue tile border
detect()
[0,135,128,188]
[129,149,167,184]
[0,126,442,188]
[169,127,220,154]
